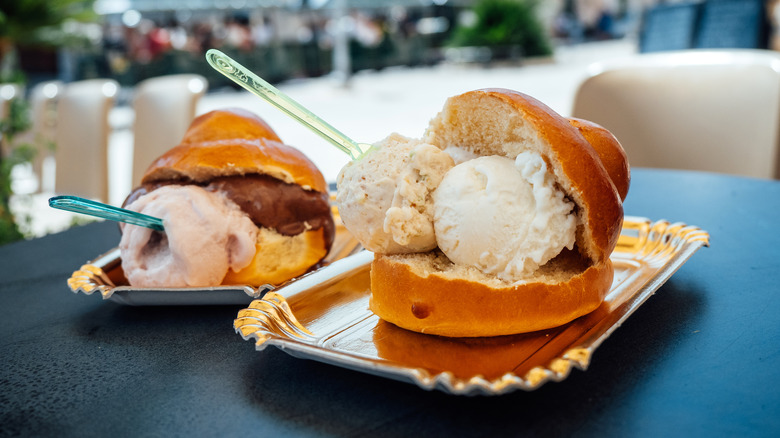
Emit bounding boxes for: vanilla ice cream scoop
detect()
[433,152,577,282]
[336,133,454,253]
[119,185,258,287]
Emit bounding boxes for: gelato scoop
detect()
[433,152,577,282]
[336,133,454,253]
[120,185,258,288]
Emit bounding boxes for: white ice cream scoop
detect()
[433,152,577,282]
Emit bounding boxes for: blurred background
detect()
[1,0,779,243]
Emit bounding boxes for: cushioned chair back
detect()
[572,50,780,179]
[54,79,118,201]
[132,74,207,186]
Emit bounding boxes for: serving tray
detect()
[233,216,709,395]
[66,212,362,306]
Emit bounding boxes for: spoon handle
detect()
[205,49,367,160]
[49,196,165,232]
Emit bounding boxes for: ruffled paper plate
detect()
[233,216,709,395]
[66,211,361,306]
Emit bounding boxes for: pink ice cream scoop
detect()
[119,185,258,288]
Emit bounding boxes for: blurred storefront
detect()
[15,0,776,91]
[51,0,469,89]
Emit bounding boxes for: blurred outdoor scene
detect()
[7,0,654,88]
[1,0,778,243]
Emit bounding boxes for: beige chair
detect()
[572,49,780,179]
[131,74,207,186]
[54,79,119,201]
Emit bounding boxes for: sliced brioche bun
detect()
[567,117,630,202]
[223,226,330,286]
[133,108,333,287]
[371,252,613,337]
[370,89,626,337]
[141,108,328,193]
[424,89,624,263]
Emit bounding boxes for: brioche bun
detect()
[129,108,334,287]
[371,252,613,337]
[141,109,328,193]
[370,89,626,337]
[567,117,630,202]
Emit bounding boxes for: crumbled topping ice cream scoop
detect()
[336,133,454,253]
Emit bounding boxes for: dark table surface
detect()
[1,168,779,437]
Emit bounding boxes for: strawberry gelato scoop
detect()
[119,185,258,287]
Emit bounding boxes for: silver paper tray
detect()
[66,212,362,306]
[234,216,709,395]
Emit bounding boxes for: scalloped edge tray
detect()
[66,213,362,306]
[234,216,709,395]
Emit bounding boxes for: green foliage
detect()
[0,0,97,44]
[0,97,34,245]
[0,0,94,243]
[448,0,552,57]
[0,0,97,82]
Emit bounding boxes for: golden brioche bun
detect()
[223,227,329,286]
[130,108,333,287]
[141,108,328,193]
[180,107,282,144]
[568,117,630,202]
[368,89,626,337]
[371,252,614,337]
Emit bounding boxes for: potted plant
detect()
[0,0,96,244]
[447,0,552,63]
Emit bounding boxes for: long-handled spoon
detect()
[205,49,371,160]
[49,196,164,232]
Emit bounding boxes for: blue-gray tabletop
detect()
[1,168,778,437]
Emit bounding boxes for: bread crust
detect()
[568,117,630,202]
[140,109,328,193]
[370,253,614,337]
[180,107,282,144]
[223,227,329,286]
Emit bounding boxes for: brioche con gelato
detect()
[120,185,258,287]
[335,88,629,337]
[118,108,335,288]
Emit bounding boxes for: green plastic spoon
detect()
[205,49,371,160]
[49,195,164,232]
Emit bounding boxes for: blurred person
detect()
[147,23,172,58]
[224,14,252,51]
[126,19,155,63]
[191,22,216,53]
[167,19,189,51]
[251,15,274,47]
[575,0,618,40]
